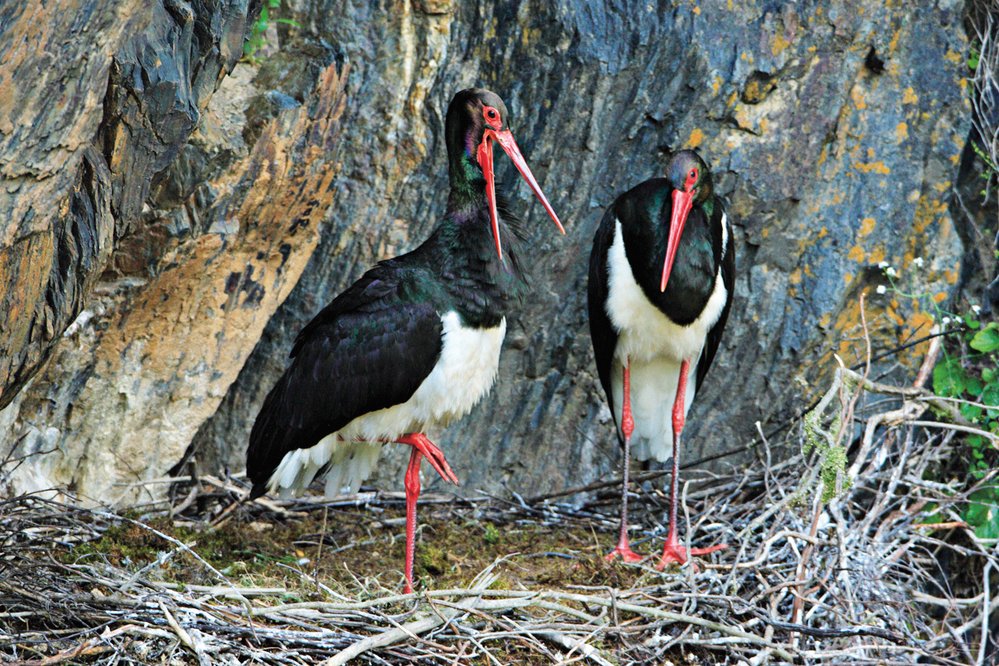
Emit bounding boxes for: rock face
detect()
[0,1,147,409]
[0,0,972,504]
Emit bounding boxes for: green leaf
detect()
[921,504,944,524]
[961,402,984,423]
[933,357,967,397]
[970,323,999,352]
[964,487,999,541]
[982,385,999,417]
[964,501,990,526]
[978,521,999,542]
[983,367,997,383]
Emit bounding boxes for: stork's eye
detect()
[482,105,502,129]
[684,168,699,191]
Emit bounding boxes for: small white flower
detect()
[942,316,952,327]
[972,304,982,315]
[878,261,889,269]
[912,256,924,268]
[876,285,887,295]
[885,266,897,278]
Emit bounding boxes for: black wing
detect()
[694,204,735,391]
[247,265,443,496]
[587,204,624,446]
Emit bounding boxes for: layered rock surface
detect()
[0,0,971,504]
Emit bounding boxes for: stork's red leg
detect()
[656,360,727,569]
[403,447,422,594]
[606,358,643,563]
[395,433,459,594]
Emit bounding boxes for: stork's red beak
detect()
[477,128,565,260]
[660,188,694,292]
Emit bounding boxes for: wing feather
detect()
[695,205,735,390]
[587,205,624,446]
[247,266,443,496]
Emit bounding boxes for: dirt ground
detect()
[59,497,658,599]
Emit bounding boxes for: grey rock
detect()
[200,0,969,496]
[0,0,973,504]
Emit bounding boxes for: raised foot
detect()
[397,433,460,486]
[605,543,644,564]
[655,541,728,570]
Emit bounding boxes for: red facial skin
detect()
[476,105,565,260]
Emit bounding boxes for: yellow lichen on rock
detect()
[896,122,908,143]
[854,161,891,175]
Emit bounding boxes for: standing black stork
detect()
[587,149,734,568]
[247,88,564,593]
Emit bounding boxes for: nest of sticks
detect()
[2,339,997,665]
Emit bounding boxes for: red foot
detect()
[607,362,642,565]
[397,433,460,595]
[396,433,459,486]
[655,536,727,570]
[605,542,644,563]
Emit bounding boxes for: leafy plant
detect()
[243,0,301,63]
[877,263,999,543]
[940,319,999,544]
[970,141,998,199]
[932,317,999,481]
[968,43,980,71]
[483,522,500,545]
[965,487,999,542]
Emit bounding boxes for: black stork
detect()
[587,149,734,568]
[246,88,564,593]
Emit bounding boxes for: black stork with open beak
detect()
[587,149,734,568]
[247,88,564,593]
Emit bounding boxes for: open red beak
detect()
[477,128,565,261]
[660,188,694,292]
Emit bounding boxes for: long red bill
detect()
[660,188,694,292]
[477,128,565,261]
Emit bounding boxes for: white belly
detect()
[269,312,506,496]
[605,219,727,364]
[604,218,727,461]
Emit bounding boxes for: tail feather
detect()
[247,370,385,499]
[263,437,383,498]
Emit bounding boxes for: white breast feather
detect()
[604,218,727,461]
[269,312,506,496]
[605,219,727,363]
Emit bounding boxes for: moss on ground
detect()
[56,504,655,598]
